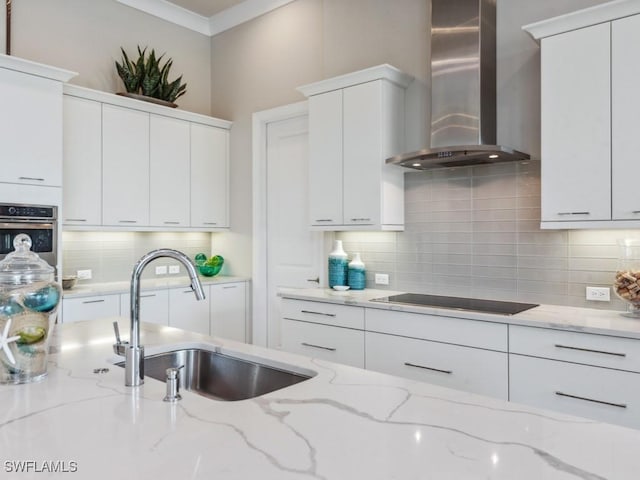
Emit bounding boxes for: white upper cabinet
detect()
[149,115,190,227]
[298,64,412,231]
[102,104,150,226]
[0,55,75,187]
[524,2,640,228]
[191,123,229,229]
[63,95,102,225]
[62,85,231,231]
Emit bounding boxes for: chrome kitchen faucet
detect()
[116,249,205,387]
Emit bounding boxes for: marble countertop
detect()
[279,288,640,339]
[62,275,249,299]
[1,318,639,479]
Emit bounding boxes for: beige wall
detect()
[0,0,212,115]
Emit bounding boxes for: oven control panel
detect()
[0,204,56,219]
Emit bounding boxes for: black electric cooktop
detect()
[370,293,539,316]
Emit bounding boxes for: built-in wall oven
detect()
[0,203,58,276]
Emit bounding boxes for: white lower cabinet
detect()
[365,332,508,399]
[281,319,365,368]
[62,295,120,323]
[510,355,640,429]
[168,285,211,335]
[120,289,169,326]
[210,282,247,343]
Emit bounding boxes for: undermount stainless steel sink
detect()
[116,348,314,401]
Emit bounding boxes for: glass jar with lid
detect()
[0,234,61,383]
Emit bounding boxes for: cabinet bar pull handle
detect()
[307,277,320,284]
[632,211,640,214]
[65,218,87,222]
[82,299,105,304]
[118,220,138,224]
[222,285,237,289]
[163,221,180,225]
[140,294,156,298]
[315,219,334,222]
[404,362,452,375]
[203,222,217,225]
[555,391,627,409]
[301,342,336,352]
[557,212,590,216]
[300,310,336,317]
[350,218,371,222]
[554,344,626,357]
[19,176,45,181]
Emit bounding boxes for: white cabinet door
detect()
[308,90,343,227]
[102,104,150,226]
[149,115,190,227]
[0,68,63,187]
[168,285,210,335]
[120,289,169,326]
[190,123,229,229]
[281,319,365,368]
[63,95,102,225]
[62,295,120,323]
[366,332,508,399]
[540,23,611,222]
[612,14,640,220]
[510,354,640,430]
[210,282,246,342]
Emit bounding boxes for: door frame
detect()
[251,100,309,347]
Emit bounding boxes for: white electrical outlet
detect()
[586,286,610,302]
[169,265,180,274]
[77,269,92,280]
[155,265,167,275]
[375,273,389,285]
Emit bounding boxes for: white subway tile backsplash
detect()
[336,161,640,311]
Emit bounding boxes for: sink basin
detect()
[116,348,314,401]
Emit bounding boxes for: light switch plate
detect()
[375,273,389,285]
[169,265,180,274]
[77,269,92,280]
[155,265,167,275]
[586,286,610,302]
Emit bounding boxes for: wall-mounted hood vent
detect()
[387,0,529,170]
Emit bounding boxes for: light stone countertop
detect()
[279,288,640,340]
[1,318,639,479]
[62,275,250,299]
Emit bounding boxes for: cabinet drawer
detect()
[281,319,364,368]
[510,325,640,373]
[365,308,507,351]
[120,289,169,326]
[366,332,508,399]
[282,299,364,329]
[62,295,120,323]
[510,354,640,430]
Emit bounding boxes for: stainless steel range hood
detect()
[387,0,529,170]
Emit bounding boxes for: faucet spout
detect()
[125,249,205,387]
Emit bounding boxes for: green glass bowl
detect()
[198,263,222,277]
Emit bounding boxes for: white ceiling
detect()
[116,0,297,36]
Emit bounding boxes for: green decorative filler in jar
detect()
[0,234,61,384]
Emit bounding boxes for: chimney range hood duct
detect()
[387,0,529,170]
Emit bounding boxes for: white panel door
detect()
[308,90,343,227]
[168,286,210,335]
[63,95,102,225]
[190,123,229,228]
[612,14,640,219]
[540,23,611,222]
[149,115,190,227]
[266,114,323,348]
[102,104,150,226]
[0,68,63,186]
[343,80,381,226]
[61,295,120,323]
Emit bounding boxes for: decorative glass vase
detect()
[328,240,348,288]
[0,234,61,384]
[348,252,366,290]
[614,238,640,317]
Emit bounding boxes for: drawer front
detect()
[365,308,507,351]
[510,325,640,373]
[366,332,508,399]
[62,295,121,323]
[510,354,640,430]
[282,299,364,330]
[281,319,364,368]
[121,289,169,326]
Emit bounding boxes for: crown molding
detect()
[116,0,297,36]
